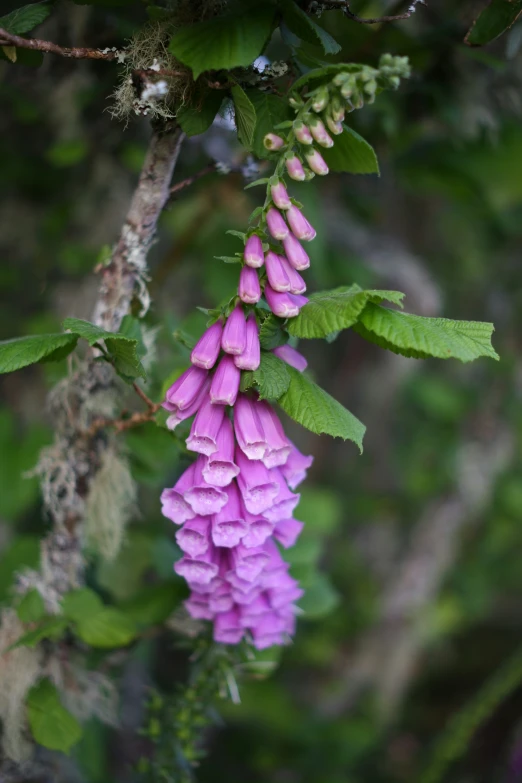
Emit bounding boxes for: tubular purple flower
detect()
[267,573,303,609]
[210,355,241,406]
[184,457,228,516]
[190,321,223,369]
[244,234,264,268]
[263,132,285,151]
[165,381,210,431]
[309,118,334,148]
[285,154,306,181]
[184,593,214,620]
[305,148,329,176]
[208,584,234,614]
[266,207,289,240]
[211,483,247,548]
[241,513,274,549]
[234,314,261,371]
[203,416,239,487]
[221,304,247,356]
[293,121,313,145]
[238,266,261,304]
[280,444,313,489]
[273,344,308,372]
[186,397,225,456]
[161,463,197,525]
[262,470,300,522]
[175,546,220,586]
[279,256,306,295]
[274,518,304,548]
[251,612,291,650]
[270,180,291,210]
[235,447,280,514]
[175,517,210,558]
[164,365,209,412]
[288,293,309,309]
[255,401,292,468]
[282,233,310,271]
[230,544,270,583]
[239,594,271,628]
[233,394,267,460]
[265,251,291,293]
[214,609,244,644]
[264,285,300,319]
[287,205,316,241]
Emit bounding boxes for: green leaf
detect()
[291,63,364,93]
[75,607,137,648]
[279,0,341,54]
[231,84,257,147]
[288,286,404,339]
[176,87,224,137]
[355,304,500,362]
[259,312,289,349]
[119,583,182,628]
[465,0,522,45]
[8,617,69,651]
[0,333,78,374]
[246,90,293,159]
[61,588,103,623]
[244,351,291,400]
[0,2,51,35]
[119,315,146,357]
[16,589,45,624]
[322,125,379,175]
[278,366,365,450]
[62,317,146,380]
[169,6,275,80]
[62,317,115,346]
[27,679,82,754]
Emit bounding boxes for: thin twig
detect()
[307,0,425,23]
[0,27,120,59]
[132,381,159,411]
[169,163,219,197]
[84,382,162,437]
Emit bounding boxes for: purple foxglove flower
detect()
[251,613,289,649]
[255,401,292,468]
[270,180,291,210]
[184,456,228,516]
[235,447,280,514]
[210,355,241,406]
[234,314,261,372]
[175,516,210,558]
[280,444,313,489]
[293,121,313,145]
[221,304,247,356]
[231,583,261,604]
[203,416,239,487]
[238,266,261,304]
[186,396,225,456]
[265,251,290,292]
[282,233,310,271]
[266,207,289,240]
[309,118,334,148]
[262,469,300,522]
[244,235,264,268]
[264,285,300,318]
[305,148,329,176]
[326,114,343,135]
[239,594,271,628]
[279,256,306,295]
[185,593,214,620]
[241,512,274,549]
[160,463,197,524]
[287,205,316,241]
[165,382,210,431]
[233,394,267,460]
[175,548,219,586]
[274,518,304,548]
[208,584,234,614]
[211,483,247,548]
[190,321,223,369]
[263,132,285,151]
[285,154,306,181]
[267,573,304,609]
[214,609,244,644]
[288,293,309,309]
[164,366,209,412]
[230,544,270,583]
[259,540,289,589]
[273,344,308,372]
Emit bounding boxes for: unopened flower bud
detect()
[330,96,345,122]
[238,266,261,304]
[325,114,343,135]
[285,154,306,181]
[287,205,316,241]
[266,207,289,240]
[311,85,329,113]
[309,118,334,148]
[305,148,329,176]
[244,235,264,268]
[293,121,313,145]
[265,251,291,292]
[270,179,291,210]
[263,133,285,151]
[222,304,247,356]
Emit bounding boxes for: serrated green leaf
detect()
[176,86,223,137]
[355,304,500,362]
[63,317,146,380]
[245,178,270,189]
[279,0,341,54]
[0,2,51,35]
[61,588,103,623]
[231,84,257,147]
[245,90,293,159]
[259,312,289,349]
[119,315,146,357]
[253,351,291,400]
[169,6,275,79]
[27,679,82,754]
[62,317,117,346]
[278,366,365,450]
[7,617,69,651]
[16,589,45,624]
[0,333,79,374]
[322,125,379,175]
[288,286,404,339]
[465,0,522,45]
[75,607,137,648]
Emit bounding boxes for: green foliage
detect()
[16,588,45,623]
[119,583,182,628]
[465,0,522,46]
[0,2,51,34]
[27,679,83,754]
[322,126,380,175]
[169,6,275,79]
[63,317,146,380]
[231,84,256,148]
[278,366,365,450]
[61,588,137,648]
[0,333,78,374]
[246,91,293,159]
[355,304,499,362]
[288,286,404,339]
[278,0,341,54]
[8,617,69,651]
[241,351,290,400]
[258,312,289,350]
[0,536,40,603]
[176,87,223,137]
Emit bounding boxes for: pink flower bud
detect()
[273,344,308,372]
[265,251,290,292]
[238,266,261,304]
[164,380,210,431]
[210,355,241,406]
[305,148,329,176]
[309,118,334,148]
[263,133,285,151]
[285,154,306,181]
[282,234,310,271]
[293,121,313,145]
[264,285,300,318]
[279,256,306,295]
[311,85,329,113]
[244,235,264,268]
[266,207,289,240]
[234,314,260,371]
[191,321,223,370]
[164,366,209,412]
[287,205,316,241]
[270,180,291,210]
[326,114,343,135]
[221,304,247,355]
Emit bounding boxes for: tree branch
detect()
[169,162,219,197]
[0,27,121,59]
[307,0,426,23]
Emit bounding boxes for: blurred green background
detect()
[2,1,522,781]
